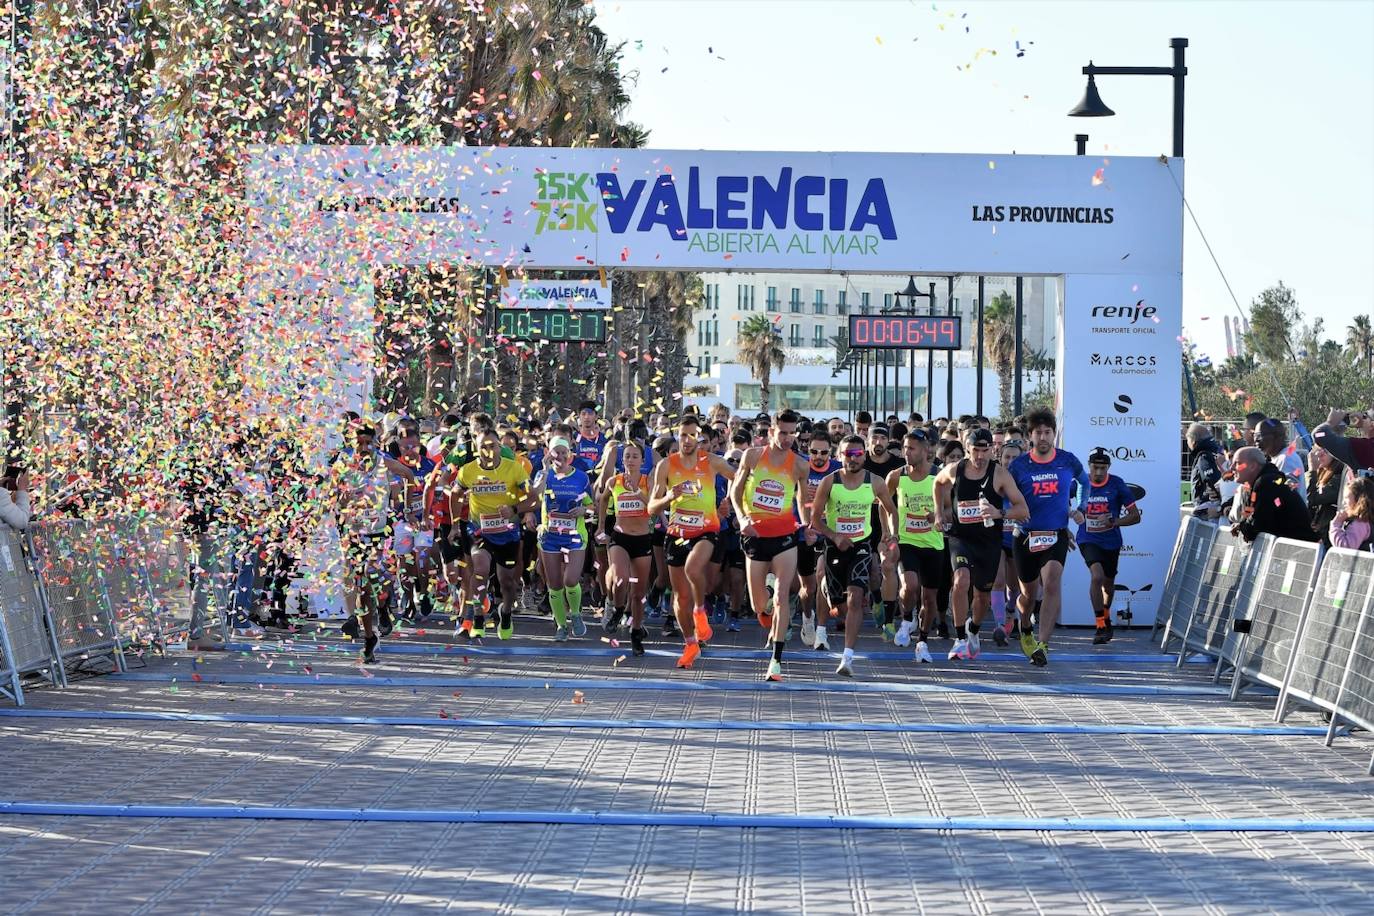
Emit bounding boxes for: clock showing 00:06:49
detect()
[495,309,608,343]
[847,314,962,350]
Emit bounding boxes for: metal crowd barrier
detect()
[1150,507,1195,644]
[0,529,65,704]
[1155,513,1219,652]
[1173,527,1261,669]
[1275,547,1374,722]
[1224,537,1322,698]
[28,520,129,672]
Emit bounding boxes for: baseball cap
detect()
[1088,446,1112,465]
[965,428,994,448]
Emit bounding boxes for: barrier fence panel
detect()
[28,520,126,672]
[1158,516,1219,654]
[0,529,65,706]
[1227,538,1322,700]
[1176,528,1263,668]
[1324,586,1374,773]
[1275,547,1374,723]
[1150,508,1193,643]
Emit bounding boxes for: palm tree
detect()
[737,315,787,413]
[983,291,1020,420]
[1348,315,1374,374]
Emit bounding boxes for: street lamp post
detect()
[1069,37,1188,158]
[892,276,937,419]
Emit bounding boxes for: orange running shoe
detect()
[677,641,701,669]
[460,618,474,633]
[757,611,774,632]
[694,609,714,643]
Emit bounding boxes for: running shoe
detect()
[554,624,570,642]
[871,602,884,628]
[814,632,830,651]
[967,631,981,659]
[766,660,783,682]
[630,627,646,656]
[571,614,588,637]
[1008,620,1022,639]
[663,615,679,637]
[1031,642,1049,667]
[914,640,933,664]
[992,626,1008,648]
[894,621,912,648]
[694,609,714,644]
[498,620,514,640]
[937,618,951,640]
[1093,623,1114,645]
[835,656,854,677]
[469,633,484,647]
[948,638,971,661]
[363,634,379,665]
[455,626,472,645]
[677,642,701,669]
[800,614,816,647]
[1019,630,1038,660]
[756,611,773,632]
[727,616,742,633]
[341,616,360,639]
[604,608,624,636]
[882,622,897,643]
[232,623,265,639]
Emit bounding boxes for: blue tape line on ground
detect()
[107,670,1230,697]
[2,801,1372,833]
[0,708,1335,738]
[222,641,1205,665]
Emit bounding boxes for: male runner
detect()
[798,431,841,649]
[1074,447,1142,644]
[452,429,534,643]
[864,424,904,638]
[810,435,898,677]
[1005,407,1089,667]
[887,430,943,652]
[933,428,1029,663]
[731,408,810,681]
[648,415,736,668]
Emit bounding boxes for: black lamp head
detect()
[1068,69,1115,118]
[898,276,921,299]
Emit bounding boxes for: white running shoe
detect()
[894,621,912,648]
[948,638,971,661]
[835,656,854,677]
[967,631,981,659]
[915,641,933,663]
[814,631,830,651]
[800,613,816,647]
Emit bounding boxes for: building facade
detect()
[685,273,1056,414]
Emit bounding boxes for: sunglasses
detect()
[843,449,866,458]
[809,449,831,456]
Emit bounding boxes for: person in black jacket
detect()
[1231,447,1318,543]
[1186,423,1225,515]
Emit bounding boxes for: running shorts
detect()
[823,539,875,605]
[610,529,655,560]
[949,536,1002,593]
[742,531,800,563]
[665,531,719,568]
[899,543,944,585]
[1078,542,1121,579]
[1013,528,1071,583]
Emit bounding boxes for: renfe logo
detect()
[1092,302,1158,324]
[594,167,897,241]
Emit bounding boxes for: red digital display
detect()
[848,315,962,350]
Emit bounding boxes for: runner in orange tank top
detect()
[648,415,736,669]
[730,408,810,682]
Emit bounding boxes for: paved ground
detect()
[2,614,1373,914]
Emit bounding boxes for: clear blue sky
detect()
[593,0,1374,361]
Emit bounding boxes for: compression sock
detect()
[956,623,968,639]
[883,603,896,625]
[772,640,785,663]
[968,621,981,635]
[566,583,583,618]
[548,588,568,628]
[990,591,1006,628]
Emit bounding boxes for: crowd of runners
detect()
[196,402,1144,679]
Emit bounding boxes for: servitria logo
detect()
[1091,394,1158,428]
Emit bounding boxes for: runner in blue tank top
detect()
[1004,407,1089,668]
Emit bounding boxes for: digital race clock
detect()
[848,314,962,350]
[496,309,608,343]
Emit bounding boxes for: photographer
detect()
[1312,409,1374,471]
[0,464,32,531]
[1186,423,1226,517]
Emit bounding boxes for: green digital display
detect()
[496,309,607,342]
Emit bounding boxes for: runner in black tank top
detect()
[934,429,1029,663]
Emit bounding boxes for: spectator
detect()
[1187,422,1226,516]
[0,464,31,531]
[1312,408,1374,471]
[1256,417,1306,502]
[1307,445,1342,546]
[1329,474,1374,551]
[1231,446,1317,543]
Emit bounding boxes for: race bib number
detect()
[905,514,932,534]
[750,491,784,513]
[956,501,984,522]
[479,512,511,533]
[1028,530,1058,552]
[835,516,866,537]
[547,512,579,535]
[1086,514,1112,531]
[616,495,648,518]
[670,509,705,533]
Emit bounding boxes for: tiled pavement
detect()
[2,618,1373,914]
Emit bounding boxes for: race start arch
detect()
[244,146,1184,626]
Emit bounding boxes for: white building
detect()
[684,272,1057,415]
